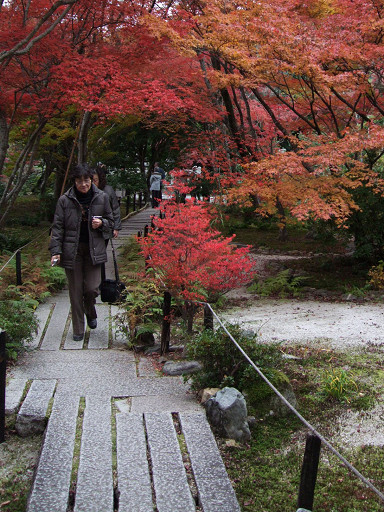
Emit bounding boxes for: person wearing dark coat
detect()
[92,165,122,238]
[49,164,114,341]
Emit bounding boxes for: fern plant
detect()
[248,269,307,298]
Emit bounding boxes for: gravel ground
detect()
[223,298,384,351]
[222,248,384,449]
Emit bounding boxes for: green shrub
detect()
[185,323,283,390]
[248,269,307,297]
[114,281,163,342]
[0,298,38,361]
[40,261,67,292]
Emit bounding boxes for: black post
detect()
[204,304,214,330]
[125,194,130,216]
[0,331,6,443]
[297,433,321,511]
[144,224,149,238]
[139,193,142,209]
[16,250,22,285]
[133,193,136,211]
[160,291,171,355]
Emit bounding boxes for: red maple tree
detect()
[138,200,256,331]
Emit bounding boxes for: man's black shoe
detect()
[73,333,84,341]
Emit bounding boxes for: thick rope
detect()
[204,302,384,503]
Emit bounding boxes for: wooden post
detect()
[133,193,136,211]
[160,291,171,355]
[297,433,321,511]
[125,194,130,216]
[204,304,214,330]
[16,250,22,285]
[144,224,149,238]
[139,193,142,209]
[0,331,6,443]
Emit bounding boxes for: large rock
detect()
[162,360,202,376]
[205,387,251,442]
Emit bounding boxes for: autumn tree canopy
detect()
[2,0,384,259]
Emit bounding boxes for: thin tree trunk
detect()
[0,108,9,174]
[0,126,43,226]
[77,110,92,164]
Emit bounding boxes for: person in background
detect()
[149,166,163,208]
[49,164,113,341]
[92,165,122,238]
[154,162,165,201]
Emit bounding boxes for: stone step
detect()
[5,377,28,414]
[27,394,80,512]
[180,412,241,512]
[26,400,240,511]
[16,379,56,436]
[116,413,153,512]
[145,412,196,512]
[40,301,70,350]
[74,397,114,512]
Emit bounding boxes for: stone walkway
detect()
[5,207,241,512]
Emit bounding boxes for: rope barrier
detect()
[203,301,384,504]
[0,227,51,274]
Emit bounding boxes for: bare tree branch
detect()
[0,0,78,65]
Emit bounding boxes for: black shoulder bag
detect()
[100,240,126,304]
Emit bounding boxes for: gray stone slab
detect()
[116,413,153,512]
[40,300,70,350]
[131,395,202,414]
[63,326,85,350]
[74,396,114,512]
[16,379,56,436]
[17,379,56,417]
[5,377,28,414]
[145,412,195,512]
[137,357,158,377]
[30,302,53,349]
[9,349,193,398]
[179,412,241,512]
[27,395,79,512]
[88,305,110,349]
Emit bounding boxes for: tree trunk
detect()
[0,124,44,226]
[77,110,92,164]
[276,197,287,241]
[0,108,9,174]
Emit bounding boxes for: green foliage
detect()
[0,296,38,361]
[114,281,163,342]
[239,366,290,408]
[348,186,384,262]
[185,323,283,390]
[40,261,67,292]
[248,269,307,297]
[0,232,31,253]
[321,367,359,403]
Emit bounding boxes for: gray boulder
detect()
[205,387,251,442]
[162,360,202,376]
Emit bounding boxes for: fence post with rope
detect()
[202,301,384,507]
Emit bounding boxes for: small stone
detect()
[200,388,220,404]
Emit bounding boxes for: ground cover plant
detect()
[217,344,384,511]
[0,196,66,360]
